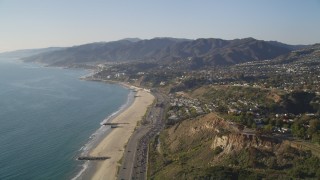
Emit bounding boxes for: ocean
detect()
[0,58,130,179]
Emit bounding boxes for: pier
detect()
[77,156,110,161]
[102,122,129,126]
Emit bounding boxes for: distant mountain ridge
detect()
[22,38,189,66]
[158,37,298,66]
[19,37,309,67]
[0,47,64,59]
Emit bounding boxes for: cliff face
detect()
[149,113,320,179]
[165,113,229,153]
[211,134,279,155]
[165,113,279,155]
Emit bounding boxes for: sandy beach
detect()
[88,88,154,180]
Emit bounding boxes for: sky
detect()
[0,0,320,52]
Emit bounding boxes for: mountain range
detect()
[2,37,310,67]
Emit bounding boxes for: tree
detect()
[276,119,283,128]
[247,118,254,128]
[311,132,320,144]
[217,105,228,113]
[264,124,273,133]
[308,119,320,135]
[252,123,257,129]
[189,107,198,117]
[292,121,306,139]
[307,119,320,143]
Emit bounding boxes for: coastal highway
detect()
[118,91,168,180]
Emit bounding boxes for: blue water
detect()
[0,59,129,179]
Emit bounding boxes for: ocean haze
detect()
[0,59,129,179]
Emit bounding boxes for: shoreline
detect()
[71,81,135,180]
[74,80,154,180]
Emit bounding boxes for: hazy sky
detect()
[1,0,320,52]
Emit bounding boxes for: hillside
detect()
[21,38,298,67]
[272,44,320,64]
[148,113,320,179]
